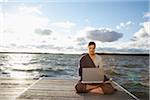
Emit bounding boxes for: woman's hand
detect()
[104,78,112,83]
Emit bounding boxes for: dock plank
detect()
[0,78,37,100]
[16,78,136,100]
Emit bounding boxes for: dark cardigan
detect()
[79,54,109,81]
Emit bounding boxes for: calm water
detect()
[0,53,149,100]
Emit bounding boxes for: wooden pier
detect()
[0,77,37,100]
[14,77,138,100]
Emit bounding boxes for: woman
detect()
[75,41,116,94]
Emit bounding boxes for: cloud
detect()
[34,28,52,35]
[84,18,90,24]
[76,37,87,46]
[0,0,8,2]
[116,21,133,29]
[126,21,150,50]
[35,44,62,50]
[144,12,150,18]
[133,21,150,39]
[0,5,2,11]
[76,26,94,37]
[87,28,123,42]
[0,5,51,50]
[75,26,95,47]
[102,22,150,52]
[18,5,42,15]
[2,11,50,35]
[53,21,76,29]
[1,5,78,53]
[0,13,3,33]
[66,46,74,50]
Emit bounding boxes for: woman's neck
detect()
[89,53,96,62]
[89,53,95,57]
[89,53,95,56]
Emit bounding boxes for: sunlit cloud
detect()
[76,26,94,38]
[76,37,87,46]
[116,21,133,29]
[0,5,2,11]
[75,26,94,46]
[0,4,4,32]
[1,0,9,2]
[0,2,149,54]
[133,21,150,39]
[129,21,150,50]
[143,12,150,18]
[84,18,90,24]
[114,21,150,51]
[0,5,50,46]
[18,5,42,15]
[75,24,149,53]
[2,5,48,34]
[3,14,49,34]
[53,21,76,29]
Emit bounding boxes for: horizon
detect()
[0,51,149,55]
[0,0,149,53]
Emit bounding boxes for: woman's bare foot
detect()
[89,87,104,94]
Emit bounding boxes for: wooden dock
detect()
[15,78,138,100]
[0,77,37,100]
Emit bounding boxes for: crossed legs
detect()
[86,84,104,94]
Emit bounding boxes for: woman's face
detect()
[88,45,96,55]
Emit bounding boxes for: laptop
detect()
[81,68,104,83]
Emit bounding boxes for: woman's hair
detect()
[88,41,96,47]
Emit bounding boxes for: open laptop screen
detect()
[81,68,104,83]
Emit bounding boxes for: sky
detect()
[0,0,149,54]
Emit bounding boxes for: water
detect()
[0,53,149,100]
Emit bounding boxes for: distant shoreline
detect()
[0,51,149,56]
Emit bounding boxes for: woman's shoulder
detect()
[80,53,88,60]
[95,54,102,60]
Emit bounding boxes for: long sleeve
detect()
[94,54,103,68]
[78,54,96,81]
[79,63,82,77]
[95,55,110,81]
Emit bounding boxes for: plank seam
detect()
[112,81,139,100]
[14,78,42,100]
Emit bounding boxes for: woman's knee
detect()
[75,83,87,93]
[101,83,115,94]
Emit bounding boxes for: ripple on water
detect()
[122,82,149,100]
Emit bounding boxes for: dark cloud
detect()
[87,29,123,42]
[34,28,52,35]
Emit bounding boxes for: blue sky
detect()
[0,0,149,53]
